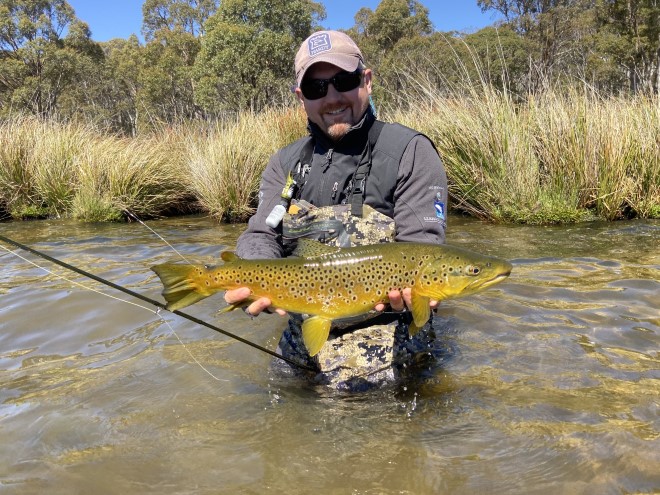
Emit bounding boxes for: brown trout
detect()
[151,240,512,356]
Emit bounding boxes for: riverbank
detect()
[1,89,658,224]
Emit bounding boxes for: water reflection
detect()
[0,216,658,494]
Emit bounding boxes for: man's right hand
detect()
[224,287,287,317]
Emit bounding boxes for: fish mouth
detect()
[467,270,511,291]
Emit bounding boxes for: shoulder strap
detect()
[349,120,385,217]
[290,137,314,200]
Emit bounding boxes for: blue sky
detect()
[66,1,502,42]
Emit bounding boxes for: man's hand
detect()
[226,286,435,317]
[374,288,438,312]
[224,287,287,317]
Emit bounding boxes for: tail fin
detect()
[151,263,214,311]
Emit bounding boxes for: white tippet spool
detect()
[265,204,287,228]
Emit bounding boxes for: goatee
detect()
[327,122,350,141]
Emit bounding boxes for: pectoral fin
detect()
[221,251,241,262]
[218,302,243,314]
[301,316,332,356]
[409,294,430,336]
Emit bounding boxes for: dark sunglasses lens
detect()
[300,80,326,100]
[333,71,362,92]
[300,71,362,100]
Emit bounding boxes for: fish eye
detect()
[466,265,480,276]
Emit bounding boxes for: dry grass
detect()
[390,84,659,223]
[1,96,656,224]
[0,117,190,221]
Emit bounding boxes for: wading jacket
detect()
[236,108,447,259]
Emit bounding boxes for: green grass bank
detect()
[1,90,658,224]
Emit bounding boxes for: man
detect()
[225,30,447,384]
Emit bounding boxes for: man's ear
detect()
[363,68,373,93]
[294,87,305,105]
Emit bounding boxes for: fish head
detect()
[418,246,512,300]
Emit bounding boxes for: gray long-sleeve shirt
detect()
[236,111,447,259]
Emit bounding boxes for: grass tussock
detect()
[390,83,659,223]
[0,117,92,219]
[72,130,190,222]
[0,118,192,222]
[0,95,657,224]
[181,106,307,222]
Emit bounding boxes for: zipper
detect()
[323,149,333,172]
[319,148,334,203]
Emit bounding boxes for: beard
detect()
[326,122,351,141]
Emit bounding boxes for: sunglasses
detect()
[299,69,363,100]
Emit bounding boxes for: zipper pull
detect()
[323,149,333,171]
[331,181,339,200]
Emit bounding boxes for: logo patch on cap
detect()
[308,33,331,57]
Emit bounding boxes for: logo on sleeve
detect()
[434,192,445,221]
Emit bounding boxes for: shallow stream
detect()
[1,216,658,494]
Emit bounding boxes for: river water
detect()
[0,216,658,494]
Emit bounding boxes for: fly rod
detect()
[0,233,317,373]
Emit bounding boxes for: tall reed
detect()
[1,95,656,224]
[390,82,659,223]
[0,117,92,219]
[182,107,307,222]
[0,117,190,222]
[72,129,190,222]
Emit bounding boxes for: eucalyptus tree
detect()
[0,0,102,117]
[592,0,660,93]
[477,0,593,90]
[101,36,146,134]
[142,0,218,40]
[346,0,434,105]
[137,29,202,126]
[349,0,433,65]
[136,0,217,127]
[478,0,660,94]
[193,0,325,114]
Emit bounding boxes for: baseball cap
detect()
[294,30,364,87]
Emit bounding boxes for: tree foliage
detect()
[142,0,217,40]
[193,0,325,114]
[1,0,658,133]
[0,0,103,116]
[478,0,660,93]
